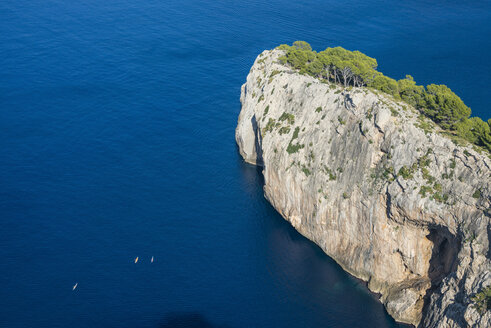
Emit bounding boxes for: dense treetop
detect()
[276,41,491,153]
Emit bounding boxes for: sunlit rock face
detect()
[236,49,490,327]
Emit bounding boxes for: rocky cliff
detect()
[236,49,491,327]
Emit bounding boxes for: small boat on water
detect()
[151,256,154,263]
[134,257,139,263]
[73,283,78,290]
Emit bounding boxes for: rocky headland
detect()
[236,48,490,327]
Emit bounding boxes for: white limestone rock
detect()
[236,49,491,327]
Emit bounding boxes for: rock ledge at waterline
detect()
[236,49,490,327]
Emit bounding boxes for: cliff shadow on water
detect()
[235,146,407,328]
[159,312,231,328]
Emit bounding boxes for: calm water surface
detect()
[1,1,490,327]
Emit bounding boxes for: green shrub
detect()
[415,115,434,134]
[472,189,481,199]
[421,167,435,183]
[454,117,491,150]
[369,75,399,97]
[301,166,311,176]
[286,127,304,154]
[419,186,433,197]
[278,126,291,135]
[279,112,295,125]
[433,193,449,203]
[286,143,304,154]
[397,75,425,108]
[398,166,414,179]
[382,167,394,180]
[264,118,275,134]
[423,84,470,129]
[471,286,491,314]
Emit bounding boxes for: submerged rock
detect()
[236,49,491,327]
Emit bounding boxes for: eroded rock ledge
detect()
[236,49,491,327]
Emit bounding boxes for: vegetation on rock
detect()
[471,285,491,314]
[276,41,491,153]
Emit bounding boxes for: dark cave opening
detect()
[420,226,461,326]
[426,226,459,284]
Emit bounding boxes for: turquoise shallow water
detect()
[0,1,489,327]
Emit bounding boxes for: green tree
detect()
[454,118,479,144]
[398,75,425,108]
[278,42,316,71]
[292,41,312,51]
[275,41,490,153]
[369,74,399,97]
[470,117,491,150]
[423,84,471,129]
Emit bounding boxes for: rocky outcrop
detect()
[236,49,491,327]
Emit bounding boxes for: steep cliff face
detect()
[236,49,491,327]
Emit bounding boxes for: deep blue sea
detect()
[1,1,490,327]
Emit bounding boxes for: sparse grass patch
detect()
[270,70,280,78]
[415,115,434,134]
[278,112,295,125]
[398,166,414,179]
[286,127,305,154]
[268,70,281,83]
[301,165,311,176]
[278,126,291,135]
[433,192,449,203]
[389,106,399,117]
[419,185,433,197]
[263,118,276,135]
[471,286,491,314]
[322,165,336,180]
